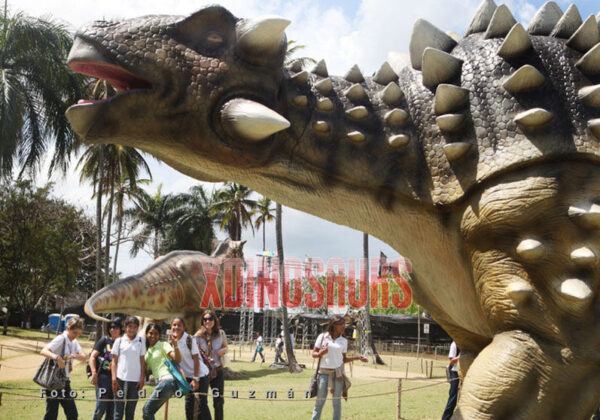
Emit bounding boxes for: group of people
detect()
[250,332,288,364]
[40,310,228,420]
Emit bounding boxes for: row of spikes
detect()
[408,0,600,163]
[289,60,411,148]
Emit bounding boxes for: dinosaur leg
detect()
[457,163,600,418]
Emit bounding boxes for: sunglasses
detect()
[203,317,214,322]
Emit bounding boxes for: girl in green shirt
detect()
[142,323,181,420]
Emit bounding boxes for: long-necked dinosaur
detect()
[67,1,600,417]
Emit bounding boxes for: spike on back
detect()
[498,24,533,59]
[345,65,365,83]
[484,5,516,39]
[373,62,398,85]
[567,15,600,52]
[550,4,583,38]
[421,48,464,88]
[466,0,497,36]
[409,19,457,70]
[528,2,563,35]
[312,59,328,77]
[576,43,600,75]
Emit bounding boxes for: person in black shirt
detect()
[89,318,122,420]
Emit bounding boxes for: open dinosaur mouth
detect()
[70,61,153,95]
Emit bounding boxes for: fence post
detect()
[405,361,409,379]
[434,347,438,360]
[390,357,393,372]
[420,358,423,374]
[396,378,402,420]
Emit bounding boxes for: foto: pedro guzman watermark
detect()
[193,256,413,310]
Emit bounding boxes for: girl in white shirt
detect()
[170,317,210,420]
[111,316,146,420]
[311,316,367,420]
[40,317,87,420]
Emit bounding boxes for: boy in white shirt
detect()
[111,316,146,420]
[40,317,87,420]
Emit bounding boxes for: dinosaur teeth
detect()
[381,82,403,105]
[291,71,308,84]
[291,95,308,107]
[434,84,469,114]
[566,15,600,52]
[507,280,534,304]
[345,64,365,83]
[466,0,497,36]
[385,109,409,126]
[345,84,367,101]
[528,1,563,36]
[373,62,399,85]
[316,98,334,112]
[550,4,583,38]
[498,24,533,59]
[436,114,466,132]
[312,120,330,133]
[347,131,365,143]
[443,142,471,161]
[516,238,545,261]
[554,278,593,301]
[576,43,600,75]
[514,108,554,129]
[409,19,457,70]
[589,119,600,139]
[484,5,517,39]
[315,78,333,95]
[221,98,290,142]
[346,106,369,120]
[236,15,290,58]
[388,134,410,148]
[503,65,546,93]
[579,85,600,107]
[421,48,464,88]
[570,247,596,267]
[311,59,328,77]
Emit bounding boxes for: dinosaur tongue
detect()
[69,61,152,91]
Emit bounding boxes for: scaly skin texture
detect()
[84,239,245,332]
[67,2,600,418]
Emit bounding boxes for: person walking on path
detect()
[89,317,122,420]
[311,316,367,420]
[441,341,460,420]
[274,334,285,364]
[111,316,146,420]
[40,317,87,420]
[251,332,265,363]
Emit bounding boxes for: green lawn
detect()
[0,330,450,419]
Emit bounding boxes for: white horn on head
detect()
[236,15,290,58]
[221,98,290,142]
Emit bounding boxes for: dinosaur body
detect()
[84,239,245,332]
[68,1,600,418]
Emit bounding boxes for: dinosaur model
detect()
[67,1,600,417]
[85,239,245,332]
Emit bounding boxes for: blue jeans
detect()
[251,347,264,362]
[143,376,178,420]
[44,380,78,420]
[442,370,459,420]
[311,373,343,420]
[113,379,139,420]
[92,374,113,420]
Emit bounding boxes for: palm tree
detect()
[210,183,257,241]
[254,196,276,252]
[167,185,216,254]
[0,4,86,178]
[285,40,316,69]
[276,203,302,373]
[126,184,178,259]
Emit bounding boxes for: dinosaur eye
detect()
[206,32,223,45]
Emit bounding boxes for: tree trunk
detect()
[361,233,384,364]
[104,166,115,287]
[276,204,302,373]
[95,147,105,339]
[112,212,123,284]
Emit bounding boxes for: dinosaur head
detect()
[66,5,291,183]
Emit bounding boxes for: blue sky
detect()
[17,0,600,277]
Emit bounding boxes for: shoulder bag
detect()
[161,343,192,395]
[309,333,327,398]
[34,335,67,390]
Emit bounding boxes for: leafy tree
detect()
[0,4,86,178]
[210,183,257,241]
[0,180,95,334]
[166,185,216,254]
[285,40,316,69]
[254,196,275,252]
